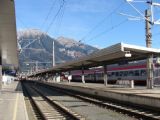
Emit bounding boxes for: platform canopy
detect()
[0,0,18,68]
[30,43,160,76]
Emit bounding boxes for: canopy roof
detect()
[30,43,160,76]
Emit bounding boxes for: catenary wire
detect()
[45,0,65,33]
[40,0,57,29]
[52,0,66,36]
[79,2,124,43]
[86,19,128,43]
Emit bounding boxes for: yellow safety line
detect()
[12,93,19,120]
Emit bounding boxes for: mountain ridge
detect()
[17,29,98,72]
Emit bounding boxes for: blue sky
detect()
[15,0,160,48]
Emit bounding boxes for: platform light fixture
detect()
[156,56,160,64]
[124,51,132,57]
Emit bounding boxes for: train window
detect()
[154,70,158,77]
[96,73,99,78]
[119,71,123,76]
[96,73,102,77]
[98,73,101,77]
[140,70,146,76]
[116,72,119,76]
[87,74,89,77]
[101,73,103,77]
[107,72,112,77]
[128,71,134,76]
[111,72,115,76]
[158,69,160,76]
[135,70,140,76]
[124,71,128,76]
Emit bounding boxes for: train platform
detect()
[36,81,160,110]
[0,81,29,120]
[61,82,160,98]
[66,82,160,98]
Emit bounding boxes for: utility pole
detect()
[145,9,153,89]
[145,10,152,48]
[53,40,55,66]
[124,0,160,89]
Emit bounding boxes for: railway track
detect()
[33,81,160,120]
[22,82,85,120]
[53,88,160,120]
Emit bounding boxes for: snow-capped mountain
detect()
[18,29,98,72]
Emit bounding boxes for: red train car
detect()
[71,60,160,85]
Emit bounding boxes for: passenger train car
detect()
[70,60,160,85]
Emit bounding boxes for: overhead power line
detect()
[52,0,66,36]
[22,0,66,51]
[17,16,29,29]
[45,0,65,33]
[79,2,124,43]
[86,19,128,42]
[40,0,57,29]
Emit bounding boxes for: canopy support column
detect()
[81,66,85,84]
[68,71,72,84]
[103,65,108,86]
[58,72,61,83]
[147,54,154,89]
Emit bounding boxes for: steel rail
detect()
[38,82,160,120]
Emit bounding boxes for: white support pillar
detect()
[59,73,61,82]
[68,71,72,84]
[56,73,61,83]
[103,65,108,86]
[147,54,154,89]
[81,67,85,84]
[130,80,134,88]
[55,73,58,82]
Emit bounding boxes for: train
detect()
[70,60,160,85]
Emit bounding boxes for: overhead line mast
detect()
[125,0,160,89]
